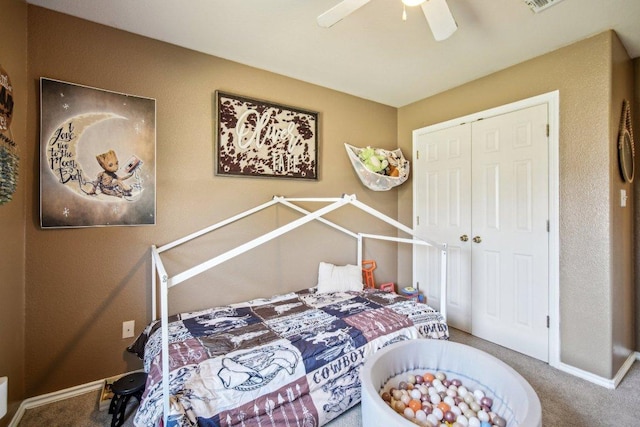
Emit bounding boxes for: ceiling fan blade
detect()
[317,0,371,28]
[421,0,458,41]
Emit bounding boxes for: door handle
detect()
[460,234,469,242]
[473,236,482,243]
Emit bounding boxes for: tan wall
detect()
[25,6,398,396]
[0,0,27,425]
[610,34,636,371]
[397,31,635,378]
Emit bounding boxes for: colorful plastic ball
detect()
[480,396,493,408]
[426,413,439,426]
[457,385,468,397]
[444,410,457,423]
[468,417,481,427]
[416,409,428,422]
[477,410,490,422]
[437,402,451,413]
[403,407,415,419]
[456,414,469,427]
[492,415,507,427]
[463,409,476,420]
[409,399,422,412]
[432,407,444,421]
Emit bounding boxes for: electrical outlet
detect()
[621,189,628,207]
[122,320,135,339]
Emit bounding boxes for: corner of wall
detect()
[0,1,28,425]
[633,57,640,353]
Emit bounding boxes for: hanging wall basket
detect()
[344,143,409,191]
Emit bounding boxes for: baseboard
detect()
[8,370,142,427]
[8,380,103,427]
[557,351,637,390]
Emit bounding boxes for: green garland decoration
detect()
[0,137,18,205]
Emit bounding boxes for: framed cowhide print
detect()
[215,91,318,180]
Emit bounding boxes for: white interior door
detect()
[470,104,549,362]
[414,123,472,332]
[413,102,550,362]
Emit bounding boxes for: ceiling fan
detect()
[317,0,458,41]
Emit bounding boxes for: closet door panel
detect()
[470,103,549,362]
[414,123,472,332]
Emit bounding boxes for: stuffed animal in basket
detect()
[358,146,400,177]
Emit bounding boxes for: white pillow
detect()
[317,262,364,293]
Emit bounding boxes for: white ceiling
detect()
[26,0,640,107]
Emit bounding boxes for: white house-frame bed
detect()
[143,194,448,427]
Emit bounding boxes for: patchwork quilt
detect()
[128,288,449,427]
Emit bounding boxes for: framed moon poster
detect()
[40,78,156,228]
[216,91,318,180]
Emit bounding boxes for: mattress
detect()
[128,287,449,427]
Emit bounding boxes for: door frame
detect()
[412,90,560,369]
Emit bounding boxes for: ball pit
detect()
[361,339,541,426]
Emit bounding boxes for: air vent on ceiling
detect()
[523,0,566,13]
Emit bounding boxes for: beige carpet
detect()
[18,328,640,426]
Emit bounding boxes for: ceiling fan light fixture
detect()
[402,0,426,6]
[421,0,457,41]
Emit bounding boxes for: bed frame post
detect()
[160,271,170,427]
[357,234,363,268]
[440,246,448,320]
[151,246,157,321]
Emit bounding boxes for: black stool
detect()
[108,372,148,427]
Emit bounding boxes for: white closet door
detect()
[470,103,549,362]
[414,123,472,332]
